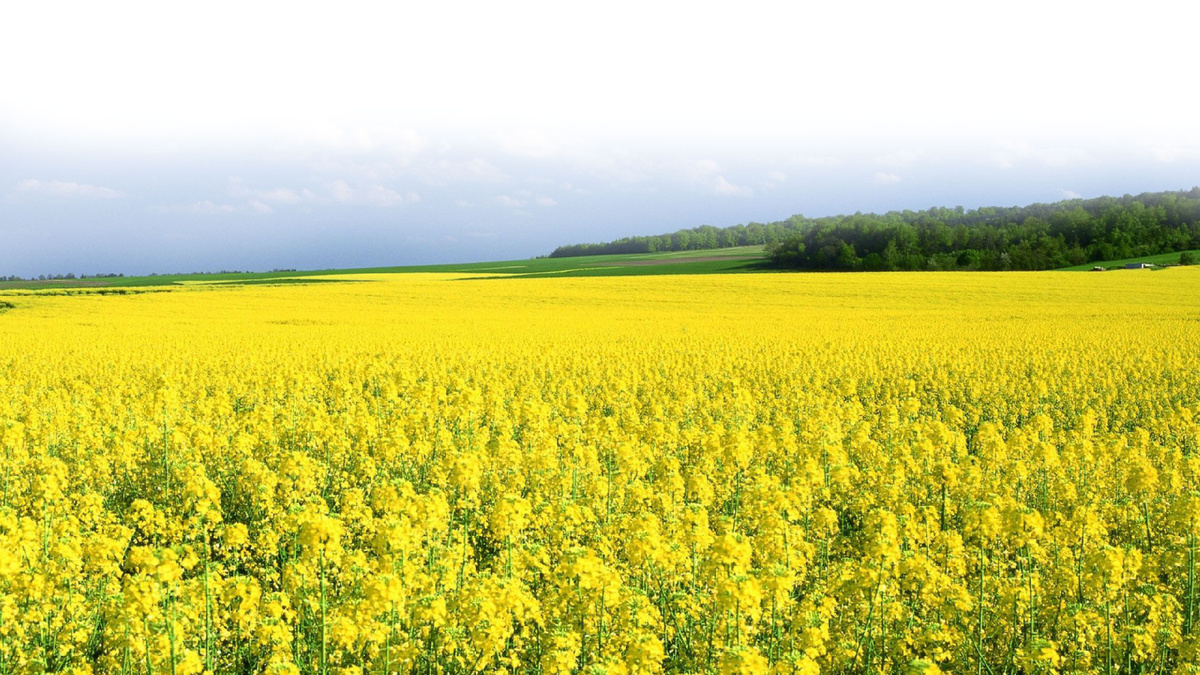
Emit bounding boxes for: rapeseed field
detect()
[2,270,1200,675]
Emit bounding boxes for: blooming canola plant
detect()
[1,270,1200,674]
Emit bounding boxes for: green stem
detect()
[1138,498,1153,552]
[203,538,213,674]
[1124,587,1131,675]
[1029,547,1036,639]
[167,592,177,675]
[320,548,328,675]
[144,617,153,675]
[940,483,947,531]
[1105,599,1113,675]
[385,602,395,675]
[977,541,986,675]
[1189,529,1197,635]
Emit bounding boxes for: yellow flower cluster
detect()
[1,268,1200,675]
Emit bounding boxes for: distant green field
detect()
[0,247,770,290]
[1057,249,1200,271]
[14,243,1197,289]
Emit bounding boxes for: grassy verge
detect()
[1057,250,1200,271]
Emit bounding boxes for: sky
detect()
[2,0,1199,278]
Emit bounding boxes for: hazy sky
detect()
[3,0,1199,277]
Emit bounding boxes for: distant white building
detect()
[1125,263,1153,269]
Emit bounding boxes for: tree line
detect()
[769,188,1200,270]
[2,272,126,282]
[549,220,809,257]
[550,188,1200,271]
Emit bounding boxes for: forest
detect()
[551,188,1200,270]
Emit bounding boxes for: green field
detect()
[8,242,1197,290]
[0,247,770,290]
[1056,249,1200,271]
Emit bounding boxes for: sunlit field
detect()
[2,269,1200,675]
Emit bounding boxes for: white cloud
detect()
[423,158,508,185]
[328,180,356,203]
[763,171,787,190]
[874,172,902,185]
[496,190,554,208]
[149,178,417,215]
[677,159,720,182]
[1060,189,1082,200]
[255,187,307,204]
[669,159,750,196]
[586,155,656,185]
[327,180,416,206]
[988,140,1095,169]
[149,201,237,215]
[14,179,124,199]
[713,176,752,197]
[989,140,1030,169]
[229,178,314,204]
[230,177,415,207]
[361,184,416,206]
